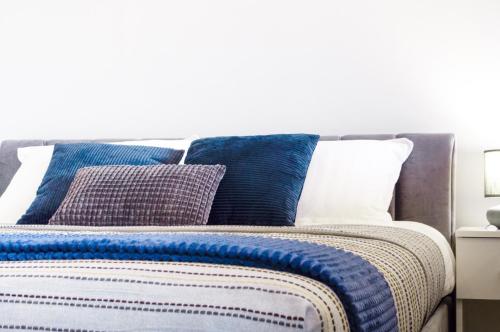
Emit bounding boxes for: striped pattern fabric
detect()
[0,232,396,332]
[0,260,341,332]
[18,143,184,225]
[0,224,447,332]
[185,134,319,226]
[49,164,226,226]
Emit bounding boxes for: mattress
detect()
[0,222,454,332]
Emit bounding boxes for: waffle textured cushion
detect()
[18,143,184,225]
[184,134,319,226]
[49,164,226,226]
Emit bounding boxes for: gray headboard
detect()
[0,133,456,242]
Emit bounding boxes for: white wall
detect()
[1,0,500,227]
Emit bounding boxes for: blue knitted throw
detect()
[0,232,398,332]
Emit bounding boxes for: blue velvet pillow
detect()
[18,143,184,225]
[185,134,319,226]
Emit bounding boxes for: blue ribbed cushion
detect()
[17,143,184,225]
[185,134,319,226]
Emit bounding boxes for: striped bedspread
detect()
[0,225,448,332]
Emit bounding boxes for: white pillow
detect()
[0,145,54,225]
[295,138,413,225]
[114,137,197,164]
[0,136,198,224]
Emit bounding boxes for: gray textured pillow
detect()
[49,164,226,226]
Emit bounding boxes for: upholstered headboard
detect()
[0,133,456,242]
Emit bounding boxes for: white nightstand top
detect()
[456,226,500,238]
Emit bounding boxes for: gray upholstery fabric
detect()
[0,134,455,241]
[49,164,226,226]
[395,134,455,242]
[422,296,453,332]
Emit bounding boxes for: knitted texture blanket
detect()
[0,224,448,332]
[0,231,396,332]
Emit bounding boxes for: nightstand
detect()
[455,227,500,332]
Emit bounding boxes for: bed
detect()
[0,134,455,332]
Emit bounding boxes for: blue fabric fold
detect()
[0,232,398,332]
[17,143,184,225]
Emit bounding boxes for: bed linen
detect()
[0,224,452,332]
